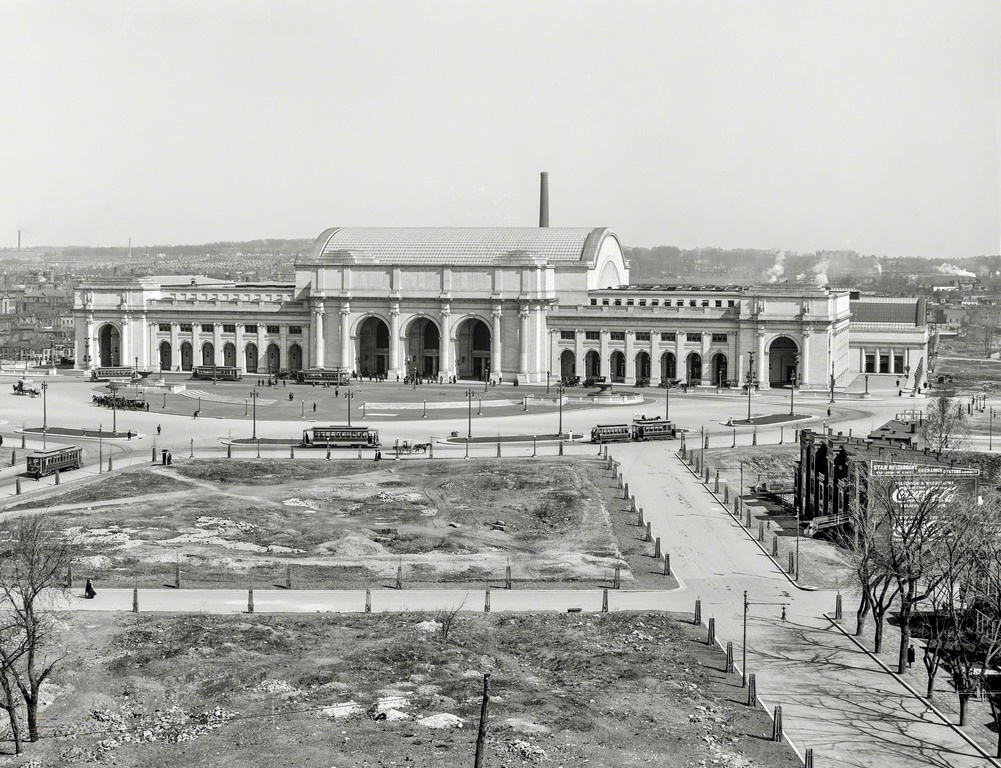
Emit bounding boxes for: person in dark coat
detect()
[907,644,916,668]
[84,579,96,599]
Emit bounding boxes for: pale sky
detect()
[1,1,998,258]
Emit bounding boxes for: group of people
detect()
[160,449,173,465]
[92,394,149,411]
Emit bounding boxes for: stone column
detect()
[141,315,149,369]
[440,303,452,379]
[389,303,400,377]
[801,330,811,387]
[313,301,325,369]
[192,323,201,368]
[214,323,224,366]
[550,329,560,381]
[518,304,530,381]
[701,331,712,386]
[757,330,767,389]
[279,325,289,371]
[120,314,131,367]
[170,322,179,372]
[574,329,585,377]
[535,302,547,378]
[650,331,661,382]
[86,314,95,370]
[599,329,610,379]
[624,330,635,384]
[675,330,685,383]
[340,303,351,373]
[235,324,245,372]
[491,305,503,381]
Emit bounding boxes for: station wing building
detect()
[72,184,928,389]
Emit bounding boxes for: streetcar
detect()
[591,418,680,443]
[90,367,143,382]
[296,368,351,386]
[192,365,242,381]
[590,424,633,443]
[301,425,380,448]
[26,447,83,479]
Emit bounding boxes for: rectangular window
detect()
[711,333,727,343]
[610,331,625,341]
[686,333,701,343]
[223,324,236,333]
[638,299,647,307]
[158,323,171,332]
[727,300,735,307]
[689,300,697,307]
[288,326,302,334]
[585,331,600,341]
[893,354,904,373]
[635,332,650,341]
[626,298,634,306]
[663,300,672,307]
[661,332,676,341]
[590,298,597,306]
[560,330,575,340]
[180,323,192,332]
[601,299,609,306]
[702,300,710,307]
[201,323,214,332]
[715,300,722,308]
[613,299,622,306]
[651,299,660,306]
[245,324,258,334]
[879,354,890,373]
[267,325,280,334]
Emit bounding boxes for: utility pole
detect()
[745,352,755,420]
[473,673,491,768]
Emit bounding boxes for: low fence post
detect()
[66,565,73,589]
[772,535,779,558]
[189,438,193,458]
[707,618,715,645]
[132,587,139,613]
[108,456,113,471]
[396,561,403,590]
[788,551,795,574]
[365,587,372,613]
[248,588,254,614]
[505,565,512,589]
[805,747,814,768]
[694,599,701,625]
[747,673,756,706]
[663,554,671,576]
[484,587,491,613]
[55,471,60,485]
[601,588,608,613]
[726,641,734,673]
[654,536,662,559]
[15,478,20,495]
[623,482,629,500]
[613,563,621,590]
[637,507,644,527]
[645,521,652,542]
[758,521,765,541]
[286,564,292,590]
[835,593,843,621]
[772,705,783,742]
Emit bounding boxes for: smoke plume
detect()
[766,253,785,283]
[937,263,976,278]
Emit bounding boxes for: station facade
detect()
[72,227,927,391]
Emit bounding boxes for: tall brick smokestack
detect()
[539,172,549,227]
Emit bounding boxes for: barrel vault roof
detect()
[307,227,611,266]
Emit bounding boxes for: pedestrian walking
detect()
[157,424,161,435]
[84,579,97,599]
[826,407,831,417]
[312,402,317,412]
[127,430,132,440]
[166,451,172,465]
[907,644,915,668]
[781,606,787,622]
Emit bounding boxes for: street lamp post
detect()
[249,389,259,439]
[829,363,836,404]
[557,383,565,437]
[345,390,353,427]
[41,380,48,448]
[546,370,551,395]
[465,388,475,440]
[98,424,103,473]
[864,374,869,396]
[109,382,118,434]
[745,352,755,420]
[789,353,800,416]
[990,406,996,451]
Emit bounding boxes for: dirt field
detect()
[1,458,629,589]
[7,611,802,768]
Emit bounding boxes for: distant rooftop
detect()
[850,297,923,325]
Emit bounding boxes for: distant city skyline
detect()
[1,1,998,259]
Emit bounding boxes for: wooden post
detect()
[772,705,783,741]
[613,563,621,590]
[558,438,564,456]
[473,674,491,768]
[747,673,756,706]
[174,559,180,589]
[835,593,843,621]
[55,471,60,485]
[152,444,157,462]
[484,587,491,613]
[326,445,331,460]
[108,455,113,471]
[663,554,671,576]
[707,618,715,645]
[601,588,608,613]
[726,641,734,673]
[714,470,719,492]
[752,429,757,446]
[66,564,73,588]
[638,507,644,527]
[290,444,295,459]
[286,564,292,590]
[505,565,512,589]
[745,509,751,528]
[496,440,501,457]
[10,450,15,465]
[532,435,536,457]
[365,587,372,613]
[805,747,814,768]
[189,437,193,458]
[772,535,779,557]
[396,561,403,590]
[654,536,662,559]
[694,598,701,625]
[788,551,795,574]
[429,442,434,459]
[248,587,254,614]
[15,478,20,495]
[623,482,629,500]
[644,521,652,542]
[132,587,139,613]
[227,443,232,459]
[758,521,765,541]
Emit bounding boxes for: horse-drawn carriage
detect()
[397,440,431,455]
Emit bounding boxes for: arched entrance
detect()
[406,318,440,378]
[584,350,601,378]
[201,342,215,367]
[245,343,258,373]
[223,342,237,368]
[455,318,491,380]
[609,351,626,382]
[288,343,303,372]
[768,336,799,386]
[560,350,576,380]
[266,343,280,373]
[687,353,702,384]
[635,351,651,381]
[98,324,121,367]
[180,342,193,371]
[358,316,390,377]
[712,353,728,387]
[159,341,172,371]
[661,352,676,382]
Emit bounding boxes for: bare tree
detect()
[0,516,75,745]
[918,392,968,456]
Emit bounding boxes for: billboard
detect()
[869,462,980,511]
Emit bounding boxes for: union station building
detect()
[72,227,929,391]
